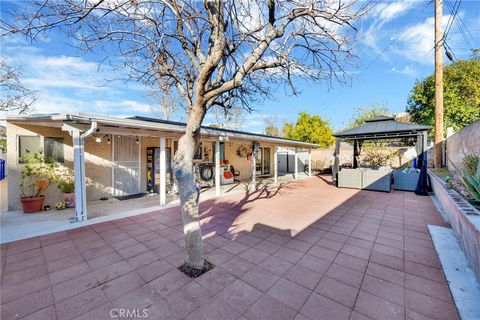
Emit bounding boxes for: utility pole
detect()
[434,0,444,168]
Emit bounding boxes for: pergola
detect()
[332,116,432,194]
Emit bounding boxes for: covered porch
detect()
[1,172,311,243]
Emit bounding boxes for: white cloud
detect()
[390,65,418,78]
[374,1,417,22]
[361,0,418,56]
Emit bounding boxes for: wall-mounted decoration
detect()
[237,145,248,157]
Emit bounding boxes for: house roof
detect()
[334,116,431,140]
[1,113,317,149]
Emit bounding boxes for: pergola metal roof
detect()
[333,116,431,140]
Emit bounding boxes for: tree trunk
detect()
[173,107,206,270]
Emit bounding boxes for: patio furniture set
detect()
[337,167,420,192]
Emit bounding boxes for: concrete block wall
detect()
[446,120,480,173]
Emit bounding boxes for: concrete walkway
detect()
[0,175,459,320]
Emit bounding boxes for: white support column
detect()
[251,152,256,188]
[308,148,312,176]
[159,137,166,206]
[274,146,278,184]
[294,148,298,179]
[215,140,221,196]
[73,130,87,222]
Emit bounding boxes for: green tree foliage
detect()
[284,112,335,147]
[406,56,480,135]
[347,105,391,128]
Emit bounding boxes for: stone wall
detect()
[446,119,480,172]
[429,172,480,279]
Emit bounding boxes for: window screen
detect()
[18,136,41,163]
[44,137,64,163]
[194,143,203,160]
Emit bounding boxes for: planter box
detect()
[429,171,480,279]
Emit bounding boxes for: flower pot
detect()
[20,196,44,213]
[64,192,75,208]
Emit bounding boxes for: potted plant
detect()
[55,168,75,208]
[19,152,57,213]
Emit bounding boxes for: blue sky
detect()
[1,0,479,132]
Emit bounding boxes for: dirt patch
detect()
[178,260,215,278]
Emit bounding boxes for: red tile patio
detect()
[0,175,459,320]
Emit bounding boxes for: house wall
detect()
[6,122,113,210]
[6,120,307,210]
[224,141,276,180]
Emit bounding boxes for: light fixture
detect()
[136,136,139,144]
[95,136,102,143]
[107,136,111,144]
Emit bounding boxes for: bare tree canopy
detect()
[0,59,36,114]
[1,0,373,273]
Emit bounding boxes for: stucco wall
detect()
[224,142,276,180]
[446,119,480,173]
[6,123,113,210]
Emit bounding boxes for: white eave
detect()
[1,112,317,149]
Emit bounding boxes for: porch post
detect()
[251,151,256,188]
[274,146,278,183]
[308,148,312,176]
[159,137,166,206]
[73,130,87,222]
[215,139,221,196]
[294,148,298,179]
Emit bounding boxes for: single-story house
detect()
[2,113,316,221]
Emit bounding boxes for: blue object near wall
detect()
[0,159,5,180]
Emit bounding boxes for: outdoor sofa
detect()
[338,167,392,192]
[393,169,420,191]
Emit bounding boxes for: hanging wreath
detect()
[237,145,248,157]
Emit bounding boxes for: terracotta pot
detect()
[20,196,44,213]
[64,192,75,208]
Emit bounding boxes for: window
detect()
[194,143,203,160]
[18,136,41,163]
[18,136,64,163]
[44,137,64,163]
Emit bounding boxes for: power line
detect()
[445,0,475,51]
[316,1,432,114]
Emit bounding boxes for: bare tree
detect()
[208,104,244,129]
[264,116,281,136]
[0,59,36,114]
[148,83,184,121]
[2,0,372,274]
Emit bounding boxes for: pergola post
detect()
[294,148,298,179]
[215,139,221,196]
[353,140,358,169]
[308,148,312,176]
[332,138,340,185]
[159,137,166,206]
[274,146,278,183]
